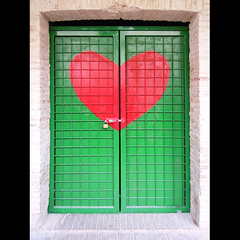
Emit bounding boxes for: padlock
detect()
[103,120,108,128]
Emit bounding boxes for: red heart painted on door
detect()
[69,51,170,131]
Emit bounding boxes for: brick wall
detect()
[30,0,209,229]
[189,0,209,228]
[30,12,50,227]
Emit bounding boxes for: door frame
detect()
[49,26,190,213]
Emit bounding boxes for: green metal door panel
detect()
[120,31,189,213]
[49,26,190,214]
[49,31,119,213]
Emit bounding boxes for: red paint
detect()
[120,51,170,129]
[69,51,170,131]
[69,51,119,130]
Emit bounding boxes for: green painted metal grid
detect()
[49,26,190,214]
[120,31,189,212]
[49,32,119,213]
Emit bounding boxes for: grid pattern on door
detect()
[122,33,189,210]
[49,27,190,214]
[50,33,119,212]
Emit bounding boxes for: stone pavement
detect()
[30,213,209,240]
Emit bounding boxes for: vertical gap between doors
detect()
[118,31,121,212]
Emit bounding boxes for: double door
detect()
[49,27,190,213]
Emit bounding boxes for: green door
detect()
[49,26,190,213]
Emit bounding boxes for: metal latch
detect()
[105,118,125,123]
[108,119,116,123]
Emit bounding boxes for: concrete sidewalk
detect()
[30,213,209,240]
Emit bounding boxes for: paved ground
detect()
[30,213,209,240]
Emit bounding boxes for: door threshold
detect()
[40,213,198,231]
